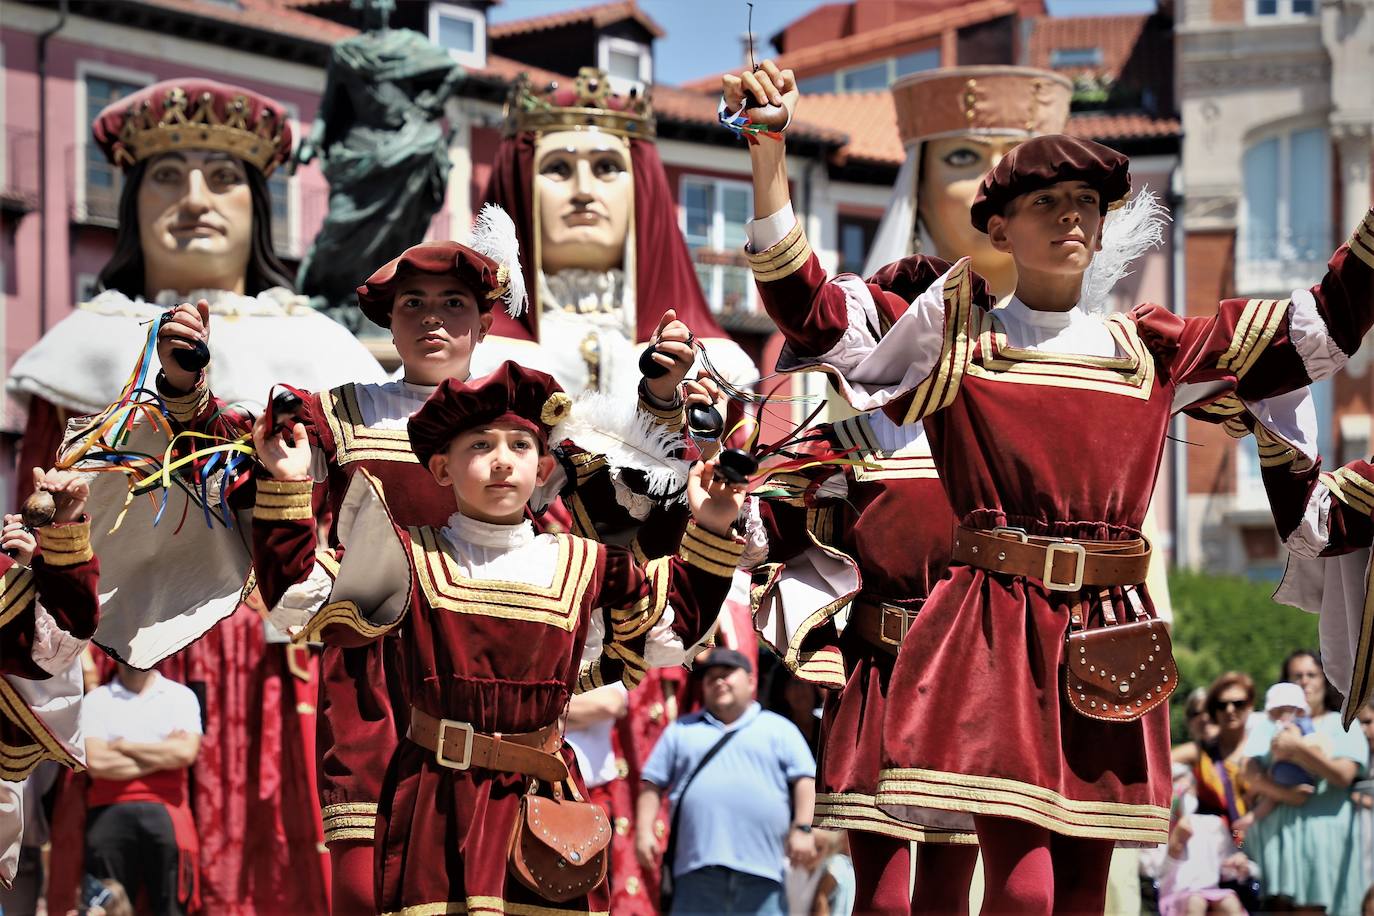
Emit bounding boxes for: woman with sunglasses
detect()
[1173,675,1261,837]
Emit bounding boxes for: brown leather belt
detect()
[952,526,1150,592]
[407,706,568,783]
[849,595,921,656]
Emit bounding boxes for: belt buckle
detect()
[1043,541,1086,592]
[435,718,475,770]
[880,605,915,646]
[991,526,1029,543]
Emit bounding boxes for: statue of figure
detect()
[861,66,1073,302]
[295,9,465,316]
[473,68,758,396]
[6,78,385,916]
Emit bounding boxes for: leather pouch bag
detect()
[1066,613,1176,722]
[508,781,611,903]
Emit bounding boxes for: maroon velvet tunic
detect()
[0,523,100,781]
[757,413,971,845]
[750,210,1374,845]
[251,471,739,916]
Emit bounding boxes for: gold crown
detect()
[504,67,654,139]
[105,84,291,176]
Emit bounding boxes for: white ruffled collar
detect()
[443,511,535,550]
[541,269,628,316]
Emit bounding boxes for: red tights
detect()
[849,831,979,916]
[328,840,375,916]
[974,815,1114,915]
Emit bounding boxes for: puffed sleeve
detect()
[577,525,744,692]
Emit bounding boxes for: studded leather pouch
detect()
[1065,608,1176,723]
[508,780,611,903]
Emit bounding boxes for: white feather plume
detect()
[1079,187,1170,314]
[552,392,689,500]
[469,203,527,318]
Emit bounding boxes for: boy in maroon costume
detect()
[249,362,745,914]
[727,61,1374,912]
[158,220,702,914]
[747,257,981,916]
[1,471,100,887]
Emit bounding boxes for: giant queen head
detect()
[863,66,1073,301]
[477,67,755,394]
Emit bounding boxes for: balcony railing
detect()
[1,129,39,213]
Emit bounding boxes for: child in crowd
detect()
[1263,682,1321,790]
[1153,765,1252,916]
[249,362,747,915]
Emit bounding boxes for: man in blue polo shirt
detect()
[636,648,817,915]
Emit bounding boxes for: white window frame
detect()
[598,36,652,93]
[75,61,155,224]
[1246,0,1317,22]
[804,50,941,94]
[679,175,755,314]
[1236,121,1331,295]
[429,2,486,69]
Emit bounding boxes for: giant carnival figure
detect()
[6,78,386,915]
[862,66,1073,299]
[475,68,761,914]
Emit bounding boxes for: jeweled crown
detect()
[504,67,654,139]
[93,79,292,176]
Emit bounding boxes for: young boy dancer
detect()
[249,362,746,915]
[748,257,984,916]
[0,470,99,887]
[158,218,702,914]
[726,61,1374,912]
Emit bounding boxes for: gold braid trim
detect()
[794,646,846,689]
[161,379,210,423]
[321,801,377,845]
[254,478,314,521]
[637,382,685,433]
[610,557,671,640]
[678,522,744,578]
[1348,208,1374,271]
[37,521,92,567]
[381,896,610,915]
[575,658,605,694]
[300,600,393,643]
[0,565,36,630]
[1323,467,1374,517]
[748,221,812,283]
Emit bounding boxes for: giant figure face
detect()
[919,136,1022,276]
[534,129,632,274]
[138,150,254,294]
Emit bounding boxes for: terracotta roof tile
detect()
[1066,112,1181,142]
[488,0,665,40]
[128,0,357,42]
[795,91,902,165]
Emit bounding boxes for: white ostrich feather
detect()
[1079,187,1170,314]
[552,392,689,499]
[469,203,527,318]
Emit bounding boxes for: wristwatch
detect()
[791,823,813,833]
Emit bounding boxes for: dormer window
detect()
[430,2,486,68]
[599,36,651,92]
[1050,47,1103,69]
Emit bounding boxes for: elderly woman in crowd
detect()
[1243,650,1369,914]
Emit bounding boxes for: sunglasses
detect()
[1209,699,1249,713]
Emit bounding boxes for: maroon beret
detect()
[408,362,571,467]
[356,241,511,328]
[92,78,292,176]
[970,134,1130,233]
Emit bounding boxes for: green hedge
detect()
[1165,568,1320,739]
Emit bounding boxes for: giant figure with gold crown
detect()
[5,78,388,914]
[473,67,763,915]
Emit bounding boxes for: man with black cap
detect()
[636,648,816,914]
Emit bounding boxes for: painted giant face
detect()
[535,129,632,275]
[137,149,253,292]
[919,136,1023,275]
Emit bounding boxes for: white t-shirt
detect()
[80,674,203,744]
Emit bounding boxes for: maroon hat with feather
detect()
[970,134,1130,233]
[407,362,571,466]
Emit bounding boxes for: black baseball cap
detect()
[697,647,752,675]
